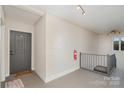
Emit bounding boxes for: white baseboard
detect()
[45,66,80,83]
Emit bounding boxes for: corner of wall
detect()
[45,66,80,83]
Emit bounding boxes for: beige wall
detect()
[45,14,98,82]
[5,18,35,76]
[34,16,46,81]
[98,33,124,71]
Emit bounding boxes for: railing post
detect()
[107,54,111,75]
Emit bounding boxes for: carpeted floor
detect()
[4,68,124,88]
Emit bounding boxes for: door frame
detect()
[9,30,33,76]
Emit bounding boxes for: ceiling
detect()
[3,6,41,25]
[27,5,124,33]
[3,5,124,33]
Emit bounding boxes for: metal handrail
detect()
[80,52,107,56]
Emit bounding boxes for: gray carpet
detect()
[3,69,124,88]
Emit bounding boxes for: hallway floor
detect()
[5,68,124,88]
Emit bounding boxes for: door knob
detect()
[10,50,14,55]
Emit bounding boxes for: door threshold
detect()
[15,70,32,78]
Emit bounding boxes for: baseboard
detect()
[45,66,80,83]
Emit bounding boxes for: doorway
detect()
[10,30,32,74]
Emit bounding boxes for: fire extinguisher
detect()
[74,50,77,61]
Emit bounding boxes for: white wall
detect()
[98,33,124,71]
[45,14,98,82]
[5,18,35,77]
[98,33,113,54]
[0,6,5,82]
[34,16,46,81]
[0,5,2,84]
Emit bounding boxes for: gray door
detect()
[10,30,31,74]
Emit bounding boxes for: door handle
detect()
[10,50,14,55]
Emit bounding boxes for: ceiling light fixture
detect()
[107,30,121,35]
[76,5,85,15]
